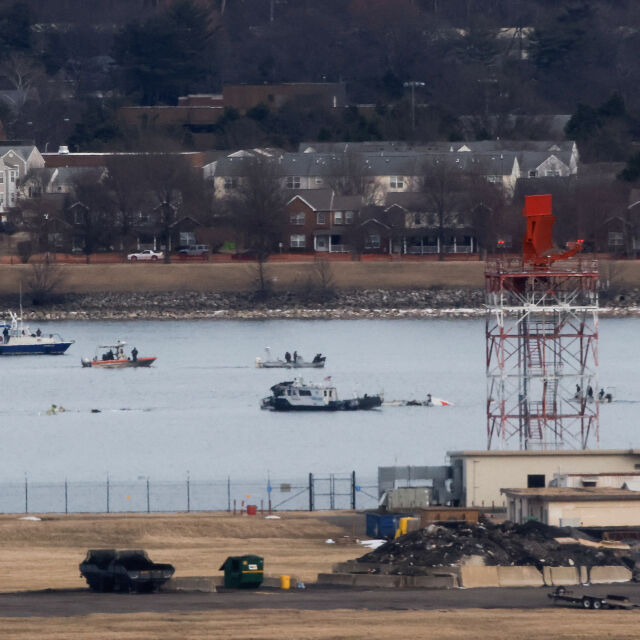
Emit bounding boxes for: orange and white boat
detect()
[81,341,156,368]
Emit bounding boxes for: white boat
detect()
[81,341,156,368]
[261,377,382,411]
[255,347,326,369]
[0,311,74,355]
[384,394,452,407]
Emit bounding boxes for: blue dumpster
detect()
[365,512,412,539]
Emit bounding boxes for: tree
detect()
[419,158,472,261]
[70,178,116,263]
[142,153,206,263]
[113,1,213,104]
[227,157,287,298]
[326,151,381,203]
[104,156,151,256]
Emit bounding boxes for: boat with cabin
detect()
[255,348,326,369]
[0,311,74,355]
[260,378,382,411]
[81,341,156,368]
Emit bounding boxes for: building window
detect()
[0,174,4,183]
[528,170,538,178]
[389,176,404,189]
[545,170,560,177]
[365,233,381,249]
[527,474,545,488]
[10,172,15,183]
[290,234,306,248]
[413,213,422,225]
[345,211,354,224]
[290,211,305,225]
[286,176,301,189]
[74,209,84,225]
[334,211,344,225]
[608,231,624,247]
[180,231,196,246]
[315,177,323,185]
[487,175,500,183]
[48,233,63,248]
[10,193,15,203]
[317,212,326,224]
[224,177,237,191]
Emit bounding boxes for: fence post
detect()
[351,470,356,510]
[330,474,335,510]
[106,475,110,514]
[65,478,68,515]
[186,472,190,513]
[24,474,28,514]
[227,476,231,512]
[146,478,150,513]
[308,473,314,512]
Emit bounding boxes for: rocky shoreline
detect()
[3,288,640,321]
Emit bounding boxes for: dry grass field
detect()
[0,511,364,592]
[4,608,640,640]
[2,512,639,639]
[0,261,486,295]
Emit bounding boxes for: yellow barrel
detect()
[280,575,291,590]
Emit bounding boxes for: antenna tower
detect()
[486,194,599,450]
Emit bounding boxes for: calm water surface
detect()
[1,317,639,483]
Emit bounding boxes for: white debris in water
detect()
[18,516,41,521]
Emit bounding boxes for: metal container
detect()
[219,555,264,588]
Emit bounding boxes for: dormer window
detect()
[390,176,404,189]
[528,170,537,178]
[286,176,301,189]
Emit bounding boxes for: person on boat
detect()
[587,385,594,401]
[106,349,114,360]
[426,394,433,407]
[293,351,298,363]
[285,351,291,363]
[313,353,323,363]
[131,347,138,362]
[574,384,581,400]
[2,326,9,344]
[599,388,605,401]
[36,328,41,337]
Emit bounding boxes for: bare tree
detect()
[227,156,287,299]
[0,53,43,118]
[326,151,381,203]
[419,159,472,261]
[25,256,66,306]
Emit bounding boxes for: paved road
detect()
[2,584,640,618]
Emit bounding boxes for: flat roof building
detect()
[448,450,640,508]
[501,487,640,527]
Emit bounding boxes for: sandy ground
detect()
[3,608,640,640]
[0,512,365,592]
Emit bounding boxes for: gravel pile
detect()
[357,521,633,575]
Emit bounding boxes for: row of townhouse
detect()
[284,189,477,256]
[208,140,578,202]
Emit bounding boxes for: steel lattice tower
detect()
[485,195,600,450]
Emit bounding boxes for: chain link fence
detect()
[0,473,379,515]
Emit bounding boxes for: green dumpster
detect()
[219,555,264,588]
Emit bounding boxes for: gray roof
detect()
[287,189,362,211]
[0,145,39,164]
[215,150,518,179]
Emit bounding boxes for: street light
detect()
[403,81,425,132]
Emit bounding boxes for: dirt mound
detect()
[358,521,632,575]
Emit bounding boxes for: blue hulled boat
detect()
[0,311,74,355]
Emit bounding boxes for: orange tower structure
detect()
[485,194,599,450]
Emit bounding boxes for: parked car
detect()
[178,244,210,256]
[127,249,164,262]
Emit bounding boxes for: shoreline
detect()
[3,288,638,321]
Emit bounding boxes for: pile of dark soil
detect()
[358,521,633,575]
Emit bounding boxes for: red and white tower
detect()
[486,195,599,450]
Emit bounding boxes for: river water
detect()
[2,316,639,487]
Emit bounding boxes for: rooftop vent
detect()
[58,146,70,154]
